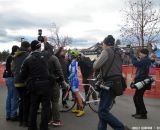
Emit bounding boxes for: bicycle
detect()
[59,79,100,113]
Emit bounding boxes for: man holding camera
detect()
[130,48,151,119]
[93,35,128,130]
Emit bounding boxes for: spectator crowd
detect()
[2,35,157,130]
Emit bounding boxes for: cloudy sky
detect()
[0,0,160,52]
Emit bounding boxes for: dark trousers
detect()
[28,88,51,130]
[133,88,147,115]
[98,90,124,130]
[50,86,60,121]
[62,88,67,105]
[16,87,30,124]
[62,76,69,105]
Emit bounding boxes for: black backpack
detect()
[30,51,50,79]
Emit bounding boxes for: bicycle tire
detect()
[59,89,76,112]
[88,90,100,113]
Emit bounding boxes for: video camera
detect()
[95,74,107,92]
[38,29,44,43]
[130,76,154,90]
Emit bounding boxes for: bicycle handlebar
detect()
[80,84,90,86]
[87,78,97,81]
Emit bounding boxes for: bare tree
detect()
[48,23,72,47]
[61,36,72,46]
[120,0,160,47]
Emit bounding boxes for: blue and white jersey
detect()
[69,60,78,80]
[68,59,79,92]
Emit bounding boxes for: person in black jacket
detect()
[131,48,151,119]
[4,45,19,121]
[48,50,68,126]
[55,47,69,108]
[20,40,51,130]
[12,41,30,126]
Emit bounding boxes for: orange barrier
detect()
[1,63,160,98]
[0,64,5,86]
[155,68,160,93]
[122,65,136,87]
[123,65,160,98]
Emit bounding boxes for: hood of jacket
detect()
[15,50,27,57]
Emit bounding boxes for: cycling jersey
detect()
[68,59,79,92]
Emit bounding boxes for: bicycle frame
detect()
[79,83,99,105]
[61,79,100,113]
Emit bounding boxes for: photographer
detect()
[38,30,65,126]
[130,48,151,119]
[93,35,129,130]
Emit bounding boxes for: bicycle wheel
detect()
[88,90,100,113]
[59,89,76,112]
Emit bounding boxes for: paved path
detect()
[0,86,160,130]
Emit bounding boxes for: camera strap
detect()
[102,49,115,81]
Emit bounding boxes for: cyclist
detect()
[68,50,85,117]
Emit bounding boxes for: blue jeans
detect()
[98,90,124,130]
[5,77,18,118]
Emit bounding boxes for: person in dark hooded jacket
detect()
[12,41,30,126]
[20,40,51,130]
